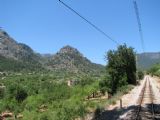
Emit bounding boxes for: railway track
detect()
[135,77,155,120]
[121,76,160,120]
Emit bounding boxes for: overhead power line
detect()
[58,0,120,46]
[133,0,145,52]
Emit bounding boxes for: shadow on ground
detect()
[92,104,160,120]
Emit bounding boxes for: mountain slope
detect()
[0,29,44,71]
[0,29,104,74]
[47,45,105,75]
[0,29,42,63]
[137,52,160,70]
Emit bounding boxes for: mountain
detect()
[0,29,104,74]
[47,45,105,75]
[0,29,44,71]
[0,29,42,62]
[137,52,160,70]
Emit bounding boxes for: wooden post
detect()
[93,92,95,98]
[120,99,122,109]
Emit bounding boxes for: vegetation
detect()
[137,52,160,70]
[137,70,144,80]
[0,55,44,72]
[0,30,138,119]
[0,73,103,119]
[0,30,105,76]
[101,44,136,94]
[148,63,160,76]
[0,72,134,120]
[47,45,105,76]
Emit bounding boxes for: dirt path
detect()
[108,79,145,111]
[119,76,160,120]
[106,78,146,120]
[83,76,160,120]
[90,77,146,120]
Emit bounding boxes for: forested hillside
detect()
[0,30,104,75]
[137,52,160,70]
[47,45,104,76]
[148,63,160,76]
[0,44,136,120]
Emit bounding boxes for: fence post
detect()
[120,99,122,109]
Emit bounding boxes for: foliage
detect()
[15,87,28,103]
[79,75,94,86]
[104,44,136,94]
[0,73,100,119]
[93,106,104,120]
[99,76,110,95]
[0,55,44,72]
[0,87,5,99]
[137,71,144,80]
[148,63,160,76]
[47,45,105,76]
[0,30,138,120]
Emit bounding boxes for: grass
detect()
[0,73,134,120]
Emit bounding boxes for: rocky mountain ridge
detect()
[0,29,104,74]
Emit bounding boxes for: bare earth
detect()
[108,79,144,111]
[118,76,160,119]
[87,76,160,120]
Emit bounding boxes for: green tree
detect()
[105,44,136,94]
[137,71,144,80]
[15,86,28,103]
[0,86,5,99]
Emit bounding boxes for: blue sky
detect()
[0,0,160,65]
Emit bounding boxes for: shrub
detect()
[93,106,104,120]
[137,71,144,80]
[15,86,28,103]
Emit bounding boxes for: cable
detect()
[58,0,120,46]
[133,0,145,52]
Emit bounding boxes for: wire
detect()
[58,0,120,46]
[133,0,145,52]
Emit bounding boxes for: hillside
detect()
[47,45,105,75]
[137,52,160,70]
[0,30,42,62]
[0,29,44,71]
[0,29,104,74]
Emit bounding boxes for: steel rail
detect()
[149,79,155,120]
[135,78,155,120]
[135,79,147,119]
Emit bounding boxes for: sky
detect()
[0,0,160,65]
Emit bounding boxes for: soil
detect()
[84,76,160,120]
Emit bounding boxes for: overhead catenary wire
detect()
[133,0,145,52]
[58,0,120,46]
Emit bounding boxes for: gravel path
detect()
[85,76,160,120]
[94,78,146,120]
[119,76,160,120]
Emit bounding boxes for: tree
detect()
[0,86,5,99]
[105,44,136,94]
[15,86,28,103]
[137,71,144,80]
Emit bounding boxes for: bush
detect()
[0,87,5,99]
[15,86,28,103]
[99,79,109,95]
[93,106,104,120]
[137,71,144,80]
